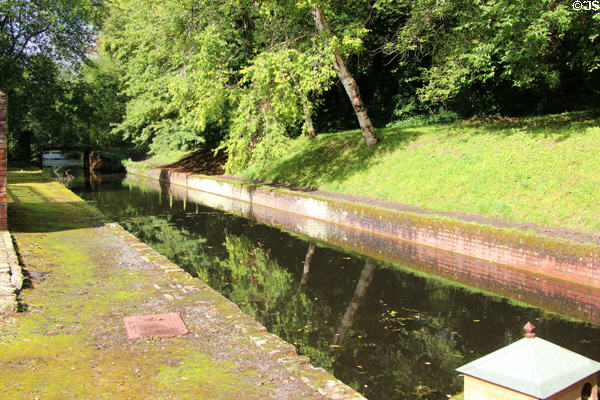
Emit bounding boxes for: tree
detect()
[0,0,100,65]
[379,0,600,113]
[222,44,335,173]
[312,4,378,146]
[99,0,258,153]
[0,0,105,160]
[98,0,384,171]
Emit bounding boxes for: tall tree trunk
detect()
[302,101,316,139]
[312,6,378,146]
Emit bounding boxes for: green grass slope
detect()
[240,111,600,232]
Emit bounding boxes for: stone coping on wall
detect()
[110,223,366,400]
[126,164,600,289]
[5,170,366,400]
[0,231,23,313]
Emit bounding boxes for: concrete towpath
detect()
[0,170,363,400]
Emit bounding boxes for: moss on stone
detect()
[1,170,325,399]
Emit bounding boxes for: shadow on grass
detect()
[258,110,600,188]
[7,170,50,184]
[161,149,226,175]
[261,128,423,188]
[457,110,600,141]
[8,201,104,233]
[8,170,105,233]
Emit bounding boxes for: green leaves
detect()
[380,0,600,110]
[221,44,335,173]
[97,0,346,166]
[99,0,258,153]
[0,0,100,64]
[0,0,110,159]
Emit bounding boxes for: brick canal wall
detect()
[0,93,7,229]
[126,165,600,290]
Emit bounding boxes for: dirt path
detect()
[0,171,361,400]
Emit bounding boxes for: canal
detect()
[65,171,600,400]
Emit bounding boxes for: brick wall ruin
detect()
[0,93,7,229]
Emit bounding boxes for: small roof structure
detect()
[457,324,600,399]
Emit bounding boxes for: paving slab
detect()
[0,170,364,400]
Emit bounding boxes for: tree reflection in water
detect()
[119,212,464,399]
[71,175,600,400]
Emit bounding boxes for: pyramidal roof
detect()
[456,336,600,399]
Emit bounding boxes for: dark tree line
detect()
[2,0,598,166]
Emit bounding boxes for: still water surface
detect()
[66,172,600,400]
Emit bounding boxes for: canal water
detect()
[65,171,600,400]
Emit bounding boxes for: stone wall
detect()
[0,231,22,312]
[0,93,6,230]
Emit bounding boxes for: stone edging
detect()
[126,164,600,289]
[107,222,366,400]
[0,231,23,313]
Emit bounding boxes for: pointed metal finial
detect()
[524,321,536,338]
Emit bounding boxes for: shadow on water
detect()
[69,172,600,400]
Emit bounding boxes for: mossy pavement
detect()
[0,171,361,400]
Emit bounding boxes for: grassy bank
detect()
[238,112,600,233]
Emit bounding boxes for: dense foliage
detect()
[0,0,125,160]
[2,0,598,167]
[379,0,600,116]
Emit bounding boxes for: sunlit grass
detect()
[241,111,600,232]
[147,149,193,165]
